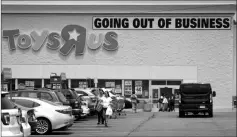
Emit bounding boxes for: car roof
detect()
[11,96,56,105]
[15,89,55,93]
[11,96,41,101]
[1,91,9,94]
[73,88,94,95]
[73,88,92,92]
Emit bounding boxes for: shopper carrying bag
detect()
[131,92,138,113]
[95,90,104,125]
[101,91,112,127]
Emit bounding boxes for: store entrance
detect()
[160,87,173,98]
[151,86,179,109]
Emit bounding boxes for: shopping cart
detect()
[116,98,126,116]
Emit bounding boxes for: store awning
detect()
[2,65,197,80]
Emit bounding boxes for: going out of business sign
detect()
[93,16,232,30]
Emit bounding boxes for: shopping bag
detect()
[96,101,103,112]
[106,106,113,116]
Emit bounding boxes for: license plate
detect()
[200,106,205,108]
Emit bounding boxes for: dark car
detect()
[10,89,69,106]
[60,89,82,119]
[178,83,216,117]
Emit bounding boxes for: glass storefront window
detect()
[152,80,166,85]
[71,79,94,88]
[1,79,15,91]
[124,80,149,98]
[133,80,149,99]
[18,79,41,88]
[98,79,122,95]
[167,80,182,85]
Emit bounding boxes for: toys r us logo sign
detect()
[2,24,119,56]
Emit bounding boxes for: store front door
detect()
[151,85,180,109]
[152,89,159,103]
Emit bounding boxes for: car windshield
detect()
[55,91,67,102]
[69,89,77,99]
[1,95,15,109]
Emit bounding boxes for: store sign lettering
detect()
[2,24,118,56]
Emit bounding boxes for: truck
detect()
[178,83,216,117]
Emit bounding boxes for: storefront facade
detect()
[1,0,236,109]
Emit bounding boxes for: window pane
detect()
[152,81,166,85]
[18,79,42,88]
[1,96,15,109]
[34,102,41,107]
[20,92,37,98]
[167,80,182,85]
[15,99,34,108]
[40,93,53,101]
[55,91,67,102]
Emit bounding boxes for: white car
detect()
[11,97,74,135]
[1,91,25,137]
[73,88,97,112]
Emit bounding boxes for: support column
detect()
[15,79,18,90]
[149,80,152,101]
[94,78,98,88]
[122,79,124,96]
[68,79,71,89]
[233,18,236,98]
[42,79,44,88]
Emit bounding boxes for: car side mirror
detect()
[212,91,216,97]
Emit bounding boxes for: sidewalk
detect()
[124,108,236,113]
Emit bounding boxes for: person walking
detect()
[170,95,175,112]
[95,89,104,125]
[101,91,112,127]
[162,95,168,112]
[130,92,138,113]
[159,94,164,112]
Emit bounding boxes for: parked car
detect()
[1,91,25,137]
[60,89,83,119]
[11,88,69,106]
[11,97,74,135]
[73,88,97,113]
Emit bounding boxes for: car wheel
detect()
[208,109,213,117]
[35,118,52,135]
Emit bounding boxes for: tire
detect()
[179,111,185,118]
[35,118,52,135]
[209,108,213,117]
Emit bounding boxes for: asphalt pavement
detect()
[30,110,236,137]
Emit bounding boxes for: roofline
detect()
[2,1,236,6]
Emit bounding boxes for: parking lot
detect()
[30,111,236,137]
